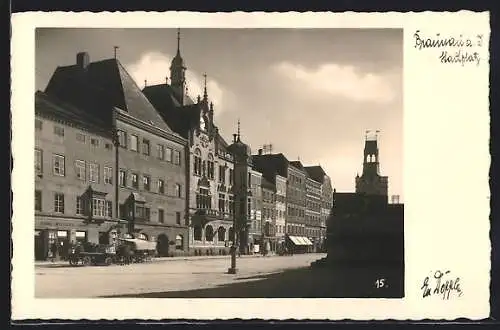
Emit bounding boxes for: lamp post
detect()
[228,216,238,274]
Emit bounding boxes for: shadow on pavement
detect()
[102,265,404,298]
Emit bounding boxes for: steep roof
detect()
[35,91,111,135]
[252,153,289,179]
[289,160,305,171]
[45,58,174,134]
[304,165,327,183]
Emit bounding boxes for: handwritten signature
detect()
[421,270,463,300]
[413,30,484,66]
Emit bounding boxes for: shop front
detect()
[34,216,119,261]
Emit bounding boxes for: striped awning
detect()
[287,235,314,246]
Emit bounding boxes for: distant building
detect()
[252,153,313,253]
[304,165,333,251]
[355,134,388,197]
[305,176,322,252]
[274,175,287,245]
[248,169,263,250]
[37,51,189,259]
[261,176,277,252]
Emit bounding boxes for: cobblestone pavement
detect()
[35,253,326,298]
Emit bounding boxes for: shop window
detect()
[175,235,183,250]
[75,231,87,243]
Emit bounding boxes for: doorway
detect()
[157,234,169,257]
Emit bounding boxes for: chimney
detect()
[77,52,90,70]
[258,149,263,155]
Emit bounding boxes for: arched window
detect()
[175,234,183,250]
[228,227,235,242]
[194,149,202,176]
[194,224,202,241]
[207,154,215,180]
[205,225,214,242]
[366,154,370,163]
[217,226,226,242]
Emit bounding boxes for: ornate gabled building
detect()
[40,52,189,257]
[143,30,238,255]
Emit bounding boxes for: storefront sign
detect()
[37,219,109,230]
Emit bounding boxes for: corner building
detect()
[34,92,116,260]
[41,52,189,257]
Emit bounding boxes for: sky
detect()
[36,28,403,198]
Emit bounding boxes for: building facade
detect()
[305,165,333,252]
[143,31,238,255]
[287,161,307,237]
[355,134,388,197]
[274,175,287,245]
[34,92,117,261]
[261,177,277,252]
[305,176,322,252]
[40,52,189,257]
[248,169,263,251]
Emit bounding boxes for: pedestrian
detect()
[50,242,57,262]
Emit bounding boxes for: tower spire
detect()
[203,73,208,100]
[237,119,241,141]
[176,28,181,55]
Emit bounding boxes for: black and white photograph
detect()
[33,27,404,299]
[11,11,490,320]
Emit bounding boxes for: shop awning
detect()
[287,235,314,246]
[119,238,156,250]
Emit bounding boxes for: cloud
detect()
[272,61,397,104]
[127,51,229,116]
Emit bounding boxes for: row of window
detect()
[35,120,114,150]
[306,200,322,212]
[35,190,183,225]
[288,206,305,218]
[306,214,321,225]
[193,224,234,242]
[193,151,234,185]
[36,150,114,184]
[35,190,113,217]
[117,130,181,165]
[118,169,182,197]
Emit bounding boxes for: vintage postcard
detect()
[11,11,490,320]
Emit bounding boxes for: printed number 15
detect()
[375,278,386,288]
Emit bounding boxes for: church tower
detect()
[355,131,388,196]
[170,28,187,105]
